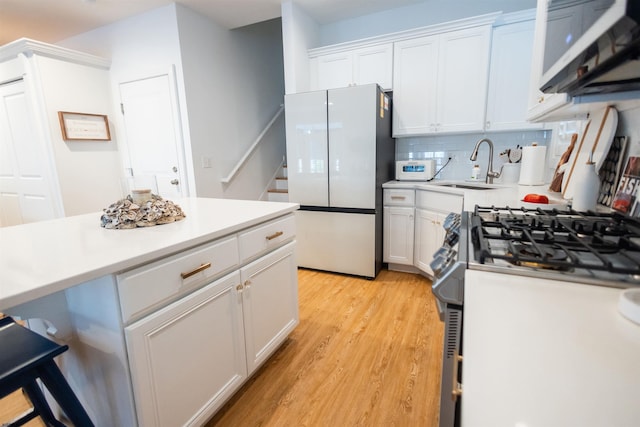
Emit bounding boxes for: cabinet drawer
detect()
[384,189,415,206]
[239,214,296,262]
[416,190,463,213]
[117,236,239,324]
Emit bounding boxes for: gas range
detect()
[469,206,640,288]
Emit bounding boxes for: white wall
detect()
[60,4,286,200]
[176,9,286,198]
[35,55,123,215]
[281,1,319,95]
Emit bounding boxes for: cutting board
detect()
[562,106,618,200]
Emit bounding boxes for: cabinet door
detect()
[436,25,491,133]
[414,209,445,275]
[383,206,415,265]
[315,52,354,90]
[353,43,393,90]
[486,20,544,131]
[240,242,299,374]
[526,0,573,122]
[125,271,247,427]
[392,35,439,136]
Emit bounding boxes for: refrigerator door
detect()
[328,85,377,210]
[295,210,376,278]
[285,90,329,207]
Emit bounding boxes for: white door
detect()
[383,206,415,265]
[119,74,186,200]
[0,79,62,226]
[284,90,329,206]
[328,84,376,209]
[414,209,445,275]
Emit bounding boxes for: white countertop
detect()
[0,198,299,311]
[462,269,640,426]
[383,180,569,210]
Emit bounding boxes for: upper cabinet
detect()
[486,17,544,131]
[393,25,492,136]
[309,43,393,91]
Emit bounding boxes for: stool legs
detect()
[22,381,66,427]
[36,361,94,427]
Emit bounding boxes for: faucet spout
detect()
[469,138,500,184]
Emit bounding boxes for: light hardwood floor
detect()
[1,268,444,427]
[208,268,444,426]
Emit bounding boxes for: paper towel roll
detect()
[519,144,547,185]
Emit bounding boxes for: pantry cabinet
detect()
[392,25,491,136]
[486,18,544,131]
[309,43,393,91]
[414,209,446,275]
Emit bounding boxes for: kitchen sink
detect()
[432,182,498,190]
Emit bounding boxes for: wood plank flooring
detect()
[0,268,444,427]
[207,268,444,427]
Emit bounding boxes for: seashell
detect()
[100,194,185,229]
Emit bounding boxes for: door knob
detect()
[170,179,179,185]
[172,166,178,173]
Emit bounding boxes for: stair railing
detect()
[221,104,284,184]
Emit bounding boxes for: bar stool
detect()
[0,316,94,427]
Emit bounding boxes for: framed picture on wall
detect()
[58,111,111,141]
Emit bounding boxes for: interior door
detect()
[0,79,62,226]
[284,90,329,206]
[328,85,376,209]
[119,73,186,200]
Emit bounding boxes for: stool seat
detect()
[0,316,94,426]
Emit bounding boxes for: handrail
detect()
[221,105,285,184]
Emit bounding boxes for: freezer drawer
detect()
[295,210,377,278]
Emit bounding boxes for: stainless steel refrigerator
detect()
[284,84,394,278]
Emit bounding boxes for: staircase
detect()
[267,165,289,202]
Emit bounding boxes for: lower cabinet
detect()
[414,209,446,275]
[125,272,247,427]
[383,206,415,265]
[119,214,299,427]
[240,242,299,374]
[384,188,462,276]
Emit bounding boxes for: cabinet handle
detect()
[180,262,211,279]
[236,283,244,292]
[452,351,463,401]
[266,231,284,240]
[538,95,545,104]
[486,121,491,128]
[390,196,406,200]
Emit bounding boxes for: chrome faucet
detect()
[470,138,500,184]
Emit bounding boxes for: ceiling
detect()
[0,0,427,46]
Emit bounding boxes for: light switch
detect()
[201,156,212,168]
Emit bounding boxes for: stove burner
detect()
[508,242,570,270]
[471,206,640,278]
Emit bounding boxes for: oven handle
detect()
[452,350,463,400]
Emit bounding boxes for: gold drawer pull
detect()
[452,352,463,400]
[391,196,406,199]
[266,231,284,241]
[180,262,211,279]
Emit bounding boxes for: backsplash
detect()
[395,130,552,181]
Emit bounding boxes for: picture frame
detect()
[58,111,111,141]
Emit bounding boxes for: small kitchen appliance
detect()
[430,205,640,427]
[395,160,436,181]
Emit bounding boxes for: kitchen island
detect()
[0,197,300,426]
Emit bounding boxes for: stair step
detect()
[268,189,288,194]
[275,177,288,190]
[267,189,289,202]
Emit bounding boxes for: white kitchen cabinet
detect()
[125,271,248,427]
[240,242,299,374]
[310,43,393,91]
[414,209,445,275]
[383,188,416,266]
[117,211,298,426]
[383,206,415,265]
[526,0,586,122]
[486,18,544,131]
[393,25,492,136]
